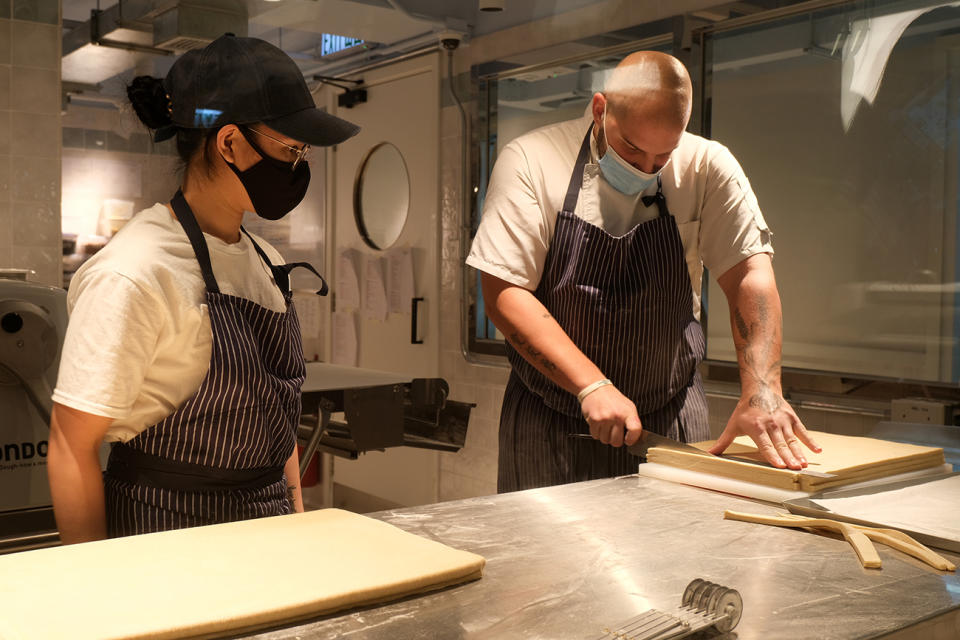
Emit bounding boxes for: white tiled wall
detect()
[59,99,181,248]
[433,75,509,500]
[0,0,61,286]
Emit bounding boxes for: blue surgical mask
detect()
[597,113,660,195]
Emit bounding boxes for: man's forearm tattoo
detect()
[287,484,297,510]
[509,332,559,373]
[733,299,782,414]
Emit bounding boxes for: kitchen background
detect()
[1,0,957,512]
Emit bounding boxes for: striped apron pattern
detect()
[499,128,709,492]
[104,190,307,537]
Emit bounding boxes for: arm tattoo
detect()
[734,308,750,341]
[509,332,559,373]
[287,485,297,511]
[733,297,782,414]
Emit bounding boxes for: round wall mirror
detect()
[354,142,410,250]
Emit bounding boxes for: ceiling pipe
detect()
[307,42,442,92]
[91,15,175,57]
[301,29,441,78]
[63,0,171,57]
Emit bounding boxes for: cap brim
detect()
[264,108,360,147]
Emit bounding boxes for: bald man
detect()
[467,51,821,493]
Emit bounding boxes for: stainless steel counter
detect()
[248,475,960,639]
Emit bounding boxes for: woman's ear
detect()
[216,125,239,164]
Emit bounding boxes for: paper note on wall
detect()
[293,290,324,362]
[332,311,358,366]
[293,290,322,338]
[363,256,388,321]
[388,248,416,314]
[336,250,361,310]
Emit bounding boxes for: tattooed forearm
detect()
[734,308,750,341]
[509,332,559,373]
[287,485,297,511]
[733,296,783,414]
[749,387,783,412]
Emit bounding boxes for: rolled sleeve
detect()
[466,142,550,290]
[698,144,774,279]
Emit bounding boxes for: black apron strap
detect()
[106,443,284,492]
[561,127,595,214]
[641,175,670,218]
[240,227,329,297]
[170,190,220,294]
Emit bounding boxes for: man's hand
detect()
[708,391,820,469]
[714,254,822,471]
[580,384,643,447]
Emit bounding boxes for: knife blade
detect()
[626,430,713,458]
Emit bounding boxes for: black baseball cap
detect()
[159,33,360,146]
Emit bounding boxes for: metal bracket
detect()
[314,75,368,109]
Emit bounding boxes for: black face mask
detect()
[225,130,311,221]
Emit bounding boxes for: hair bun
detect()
[127,76,173,130]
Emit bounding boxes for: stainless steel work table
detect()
[248,475,960,639]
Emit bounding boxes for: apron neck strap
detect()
[171,189,330,299]
[240,227,329,297]
[170,190,220,294]
[562,126,594,214]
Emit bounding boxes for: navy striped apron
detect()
[498,128,709,493]
[104,190,307,537]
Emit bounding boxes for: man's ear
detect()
[216,125,240,164]
[591,92,606,127]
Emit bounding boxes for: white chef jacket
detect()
[466,110,774,320]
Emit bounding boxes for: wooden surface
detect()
[646,431,945,491]
[0,509,485,640]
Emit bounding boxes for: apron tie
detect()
[641,175,669,218]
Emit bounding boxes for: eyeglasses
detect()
[239,125,311,171]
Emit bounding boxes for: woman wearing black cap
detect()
[47,35,359,543]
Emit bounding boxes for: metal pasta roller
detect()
[593,578,743,639]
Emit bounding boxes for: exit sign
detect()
[321,33,365,56]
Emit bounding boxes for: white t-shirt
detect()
[466,112,773,320]
[52,203,289,443]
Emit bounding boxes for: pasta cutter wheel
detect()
[592,578,743,639]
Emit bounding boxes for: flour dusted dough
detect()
[646,431,945,492]
[0,509,485,640]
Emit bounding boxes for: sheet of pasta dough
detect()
[0,508,485,640]
[647,431,944,491]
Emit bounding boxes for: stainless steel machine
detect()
[296,362,474,474]
[0,275,67,552]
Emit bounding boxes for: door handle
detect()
[411,297,424,344]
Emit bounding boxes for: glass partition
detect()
[703,0,960,384]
